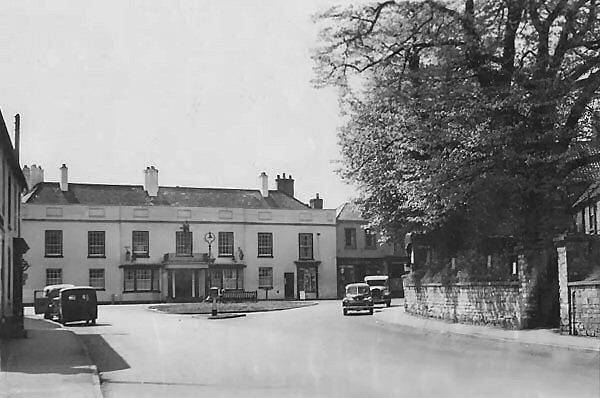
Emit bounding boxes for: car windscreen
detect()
[347,286,370,295]
[366,280,386,286]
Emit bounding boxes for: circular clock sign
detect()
[204,232,215,244]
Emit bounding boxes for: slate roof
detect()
[25,182,310,210]
[573,181,600,208]
[336,202,366,222]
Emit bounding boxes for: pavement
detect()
[376,302,600,352]
[0,317,102,398]
[0,301,597,398]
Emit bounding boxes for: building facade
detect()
[335,202,408,298]
[0,111,28,338]
[573,181,600,235]
[22,167,337,303]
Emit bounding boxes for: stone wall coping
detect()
[404,281,520,288]
[568,280,600,287]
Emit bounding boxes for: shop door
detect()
[284,272,294,299]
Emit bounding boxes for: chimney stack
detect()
[60,164,68,191]
[22,165,30,189]
[259,172,269,197]
[144,166,159,197]
[14,114,20,163]
[310,193,323,209]
[25,164,44,189]
[275,173,295,197]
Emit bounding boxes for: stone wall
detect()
[569,281,600,337]
[556,235,600,337]
[403,282,524,329]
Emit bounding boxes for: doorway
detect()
[284,272,294,299]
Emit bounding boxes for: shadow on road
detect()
[0,317,96,375]
[79,334,130,373]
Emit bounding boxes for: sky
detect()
[0,0,365,209]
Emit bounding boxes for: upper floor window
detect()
[298,233,313,260]
[132,231,150,258]
[45,230,63,257]
[344,228,356,249]
[176,230,193,256]
[88,231,106,257]
[218,232,234,257]
[257,232,273,257]
[365,229,376,249]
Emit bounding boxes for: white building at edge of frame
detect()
[0,110,28,338]
[21,165,336,304]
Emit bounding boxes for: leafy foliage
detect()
[313,0,600,249]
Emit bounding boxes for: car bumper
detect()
[343,302,374,311]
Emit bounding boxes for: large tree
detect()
[313,0,600,251]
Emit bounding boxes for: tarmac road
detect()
[71,301,600,398]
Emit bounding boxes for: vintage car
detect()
[342,283,374,315]
[53,286,98,325]
[34,284,75,319]
[364,275,392,307]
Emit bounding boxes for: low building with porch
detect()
[21,166,336,303]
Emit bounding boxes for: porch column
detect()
[171,272,176,299]
[191,271,196,298]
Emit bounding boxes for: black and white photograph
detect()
[0,0,599,397]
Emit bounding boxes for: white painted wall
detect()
[22,203,337,303]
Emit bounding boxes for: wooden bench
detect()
[220,289,258,302]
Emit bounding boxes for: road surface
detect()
[69,301,600,398]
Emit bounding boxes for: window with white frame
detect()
[258,267,273,288]
[218,232,234,257]
[257,232,273,257]
[365,229,376,249]
[298,233,313,260]
[223,269,238,290]
[46,268,62,286]
[123,267,159,292]
[88,231,105,257]
[89,269,105,289]
[132,231,149,257]
[176,230,193,256]
[45,230,63,257]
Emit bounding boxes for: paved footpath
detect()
[376,302,600,352]
[0,317,102,398]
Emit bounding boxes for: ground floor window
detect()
[258,267,273,288]
[210,268,243,290]
[298,267,317,293]
[46,268,62,286]
[123,267,160,292]
[89,268,105,289]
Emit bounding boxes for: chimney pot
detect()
[275,172,295,197]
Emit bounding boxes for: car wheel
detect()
[343,308,348,316]
[91,319,96,326]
